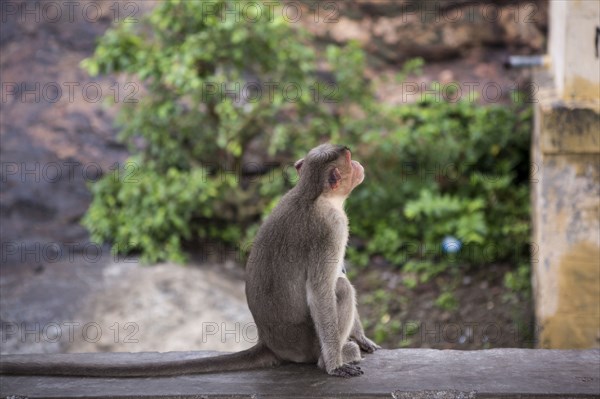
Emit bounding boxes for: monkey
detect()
[0,143,379,378]
[244,143,379,377]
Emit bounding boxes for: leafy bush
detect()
[81,0,372,261]
[504,262,532,298]
[82,0,532,276]
[346,97,532,279]
[84,157,265,262]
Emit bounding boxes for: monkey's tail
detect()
[0,342,280,377]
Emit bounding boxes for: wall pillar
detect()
[532,0,600,348]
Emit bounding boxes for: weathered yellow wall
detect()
[542,241,600,348]
[533,92,600,348]
[533,0,600,347]
[549,0,600,107]
[532,1,600,348]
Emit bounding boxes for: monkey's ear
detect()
[294,158,304,175]
[328,168,342,190]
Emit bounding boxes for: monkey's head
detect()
[294,143,364,200]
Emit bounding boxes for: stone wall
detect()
[1,349,599,398]
[296,0,547,63]
[531,0,600,349]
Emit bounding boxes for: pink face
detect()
[343,149,365,194]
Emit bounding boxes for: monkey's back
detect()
[245,190,333,362]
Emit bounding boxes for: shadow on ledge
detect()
[1,349,599,398]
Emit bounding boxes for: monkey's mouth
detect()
[352,161,365,185]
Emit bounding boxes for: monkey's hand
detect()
[329,363,364,378]
[354,336,381,353]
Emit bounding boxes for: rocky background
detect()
[0,0,547,354]
[299,0,547,105]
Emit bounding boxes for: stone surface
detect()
[548,0,600,103]
[0,253,109,355]
[297,0,548,63]
[296,0,547,107]
[0,257,253,355]
[1,349,599,398]
[532,70,600,349]
[69,260,254,354]
[0,0,129,249]
[539,104,600,154]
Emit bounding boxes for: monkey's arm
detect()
[306,267,362,377]
[306,278,341,368]
[350,314,381,353]
[338,273,380,353]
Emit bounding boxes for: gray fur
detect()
[0,143,379,378]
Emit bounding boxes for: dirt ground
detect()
[353,262,535,350]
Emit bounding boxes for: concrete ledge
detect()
[1,349,599,398]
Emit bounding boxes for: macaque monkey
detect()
[0,143,379,378]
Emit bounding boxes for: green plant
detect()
[81,0,532,275]
[503,262,532,300]
[395,57,424,83]
[81,0,374,261]
[435,291,459,311]
[346,96,532,280]
[84,159,232,263]
[362,289,401,344]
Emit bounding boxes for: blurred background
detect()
[1,0,598,355]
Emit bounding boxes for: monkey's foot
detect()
[355,336,381,353]
[329,363,363,378]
